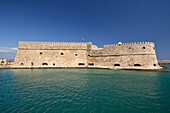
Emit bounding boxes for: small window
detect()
[75,54,77,56]
[42,63,48,65]
[88,55,90,56]
[20,63,24,65]
[53,63,55,66]
[61,53,64,55]
[40,52,43,55]
[88,63,94,66]
[142,47,146,49]
[114,64,120,66]
[31,62,34,66]
[153,64,156,66]
[78,63,85,65]
[1,61,4,63]
[129,47,131,50]
[134,64,141,66]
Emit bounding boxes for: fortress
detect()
[1,41,163,70]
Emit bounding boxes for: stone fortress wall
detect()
[88,42,160,70]
[13,41,162,70]
[14,41,91,68]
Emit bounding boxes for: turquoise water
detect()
[0,66,170,113]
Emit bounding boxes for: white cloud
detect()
[0,47,18,53]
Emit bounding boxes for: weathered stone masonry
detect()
[13,41,162,70]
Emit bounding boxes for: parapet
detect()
[18,41,93,50]
[103,42,154,49]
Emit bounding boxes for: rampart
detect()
[3,41,162,70]
[87,42,161,70]
[90,42,155,56]
[18,41,92,50]
[14,41,94,68]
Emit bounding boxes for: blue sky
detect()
[0,0,170,59]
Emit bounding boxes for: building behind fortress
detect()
[12,41,162,70]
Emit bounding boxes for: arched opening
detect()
[20,63,24,65]
[78,63,85,66]
[40,52,43,55]
[42,63,48,65]
[153,64,156,66]
[88,63,94,66]
[1,61,4,63]
[129,47,132,50]
[75,54,78,56]
[53,63,55,66]
[134,64,141,66]
[142,47,146,49]
[114,64,120,66]
[61,53,64,55]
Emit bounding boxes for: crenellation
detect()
[18,41,89,50]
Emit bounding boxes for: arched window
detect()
[134,64,141,66]
[40,52,43,55]
[153,64,156,66]
[53,63,55,66]
[61,53,64,55]
[20,63,23,65]
[88,63,94,66]
[78,63,85,65]
[75,54,78,56]
[142,47,146,49]
[114,64,120,66]
[1,61,4,63]
[42,63,48,65]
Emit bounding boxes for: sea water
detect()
[0,65,170,113]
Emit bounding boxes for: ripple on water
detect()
[0,69,170,113]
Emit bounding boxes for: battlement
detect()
[18,41,93,50]
[104,42,154,47]
[19,41,92,44]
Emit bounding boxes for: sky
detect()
[0,0,170,59]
